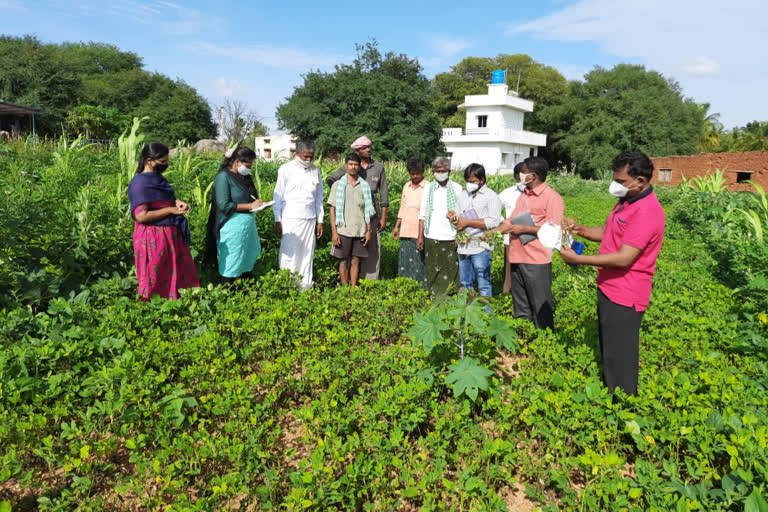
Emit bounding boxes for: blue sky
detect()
[2,0,766,132]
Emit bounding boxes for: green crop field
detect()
[1,135,767,511]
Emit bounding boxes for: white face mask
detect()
[516,183,527,192]
[466,182,480,193]
[609,180,630,198]
[434,172,449,182]
[237,164,251,176]
[296,157,313,169]
[435,172,449,182]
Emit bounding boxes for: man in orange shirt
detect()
[494,157,564,330]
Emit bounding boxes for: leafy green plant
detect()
[52,134,92,174]
[409,289,517,400]
[735,181,768,242]
[116,116,149,203]
[690,168,729,193]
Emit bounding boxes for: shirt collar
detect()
[525,181,548,197]
[617,185,653,211]
[407,180,426,189]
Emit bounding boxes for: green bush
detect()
[1,146,767,510]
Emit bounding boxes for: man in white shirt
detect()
[497,163,524,293]
[418,157,463,296]
[450,163,503,299]
[273,140,324,290]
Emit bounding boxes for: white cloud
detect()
[506,0,768,127]
[426,36,472,57]
[213,78,245,97]
[682,56,720,76]
[187,42,347,70]
[86,0,223,35]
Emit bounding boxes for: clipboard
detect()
[508,212,537,244]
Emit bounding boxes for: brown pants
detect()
[360,216,380,280]
[502,244,512,294]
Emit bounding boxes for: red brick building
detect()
[650,151,768,191]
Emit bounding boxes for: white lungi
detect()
[279,217,317,290]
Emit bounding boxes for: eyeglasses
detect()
[358,145,371,150]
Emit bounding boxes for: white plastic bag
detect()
[537,222,562,250]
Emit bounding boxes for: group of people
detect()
[126,137,665,397]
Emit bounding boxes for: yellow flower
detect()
[758,312,768,324]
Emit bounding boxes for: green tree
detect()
[713,121,768,152]
[545,64,706,177]
[276,40,443,161]
[697,107,724,153]
[135,78,217,143]
[65,105,129,140]
[0,35,215,140]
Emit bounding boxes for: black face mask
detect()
[154,163,169,173]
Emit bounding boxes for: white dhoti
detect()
[279,217,317,290]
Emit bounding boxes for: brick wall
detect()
[650,151,768,191]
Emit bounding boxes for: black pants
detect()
[597,289,644,396]
[509,263,554,330]
[221,271,253,284]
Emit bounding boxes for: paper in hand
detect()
[249,200,275,212]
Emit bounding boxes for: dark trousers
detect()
[597,289,644,396]
[221,271,253,284]
[509,263,554,330]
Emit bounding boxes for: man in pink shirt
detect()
[560,151,665,396]
[494,157,564,330]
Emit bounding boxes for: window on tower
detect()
[477,115,488,128]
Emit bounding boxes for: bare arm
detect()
[392,218,402,239]
[560,244,641,268]
[576,225,605,242]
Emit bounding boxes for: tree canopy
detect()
[542,64,706,176]
[276,41,443,161]
[0,35,216,142]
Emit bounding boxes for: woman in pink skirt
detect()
[127,142,199,299]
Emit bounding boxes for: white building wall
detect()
[254,135,295,161]
[445,142,538,176]
[501,110,524,130]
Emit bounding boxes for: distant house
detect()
[650,151,768,191]
[440,70,547,175]
[0,100,43,137]
[254,135,296,161]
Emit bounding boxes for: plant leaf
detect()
[408,311,448,354]
[746,489,768,512]
[487,316,518,352]
[464,299,486,332]
[444,357,494,401]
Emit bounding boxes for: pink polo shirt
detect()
[506,182,564,265]
[597,188,665,312]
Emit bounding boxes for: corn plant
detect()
[168,150,201,180]
[192,176,214,214]
[52,135,91,174]
[736,181,768,242]
[690,168,729,194]
[117,116,149,203]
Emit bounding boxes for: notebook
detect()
[507,212,537,244]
